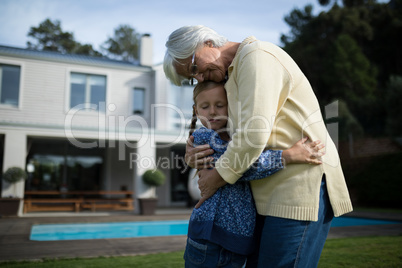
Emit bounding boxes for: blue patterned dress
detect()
[188,127,284,255]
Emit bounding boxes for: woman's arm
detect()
[195,137,325,208]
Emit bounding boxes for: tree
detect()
[385,76,402,136]
[328,34,377,110]
[326,100,364,141]
[317,0,378,8]
[27,18,102,57]
[27,19,76,53]
[74,44,103,57]
[318,0,333,6]
[281,5,315,45]
[102,25,140,62]
[281,0,401,137]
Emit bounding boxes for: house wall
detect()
[0,55,154,130]
[153,64,170,131]
[105,146,134,192]
[0,48,189,214]
[155,146,172,206]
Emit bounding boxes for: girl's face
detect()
[194,85,228,131]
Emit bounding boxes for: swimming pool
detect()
[30,217,399,241]
[30,220,189,241]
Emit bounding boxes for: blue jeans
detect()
[184,238,247,268]
[254,178,334,268]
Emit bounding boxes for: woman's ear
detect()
[204,40,214,47]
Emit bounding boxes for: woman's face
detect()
[175,43,227,84]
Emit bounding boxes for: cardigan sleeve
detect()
[215,46,291,184]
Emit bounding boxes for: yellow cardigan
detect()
[215,36,353,221]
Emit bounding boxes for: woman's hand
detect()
[195,168,227,208]
[282,137,325,166]
[185,135,215,169]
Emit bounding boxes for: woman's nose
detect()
[194,73,204,83]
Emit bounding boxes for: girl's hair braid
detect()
[189,105,198,137]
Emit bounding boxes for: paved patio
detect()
[0,209,401,262]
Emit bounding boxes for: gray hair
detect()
[164,25,228,86]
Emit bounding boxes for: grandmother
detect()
[164,25,353,267]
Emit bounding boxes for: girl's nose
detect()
[209,106,216,115]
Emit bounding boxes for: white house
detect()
[0,36,196,215]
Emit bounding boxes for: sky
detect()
[0,0,328,64]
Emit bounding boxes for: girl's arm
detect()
[238,137,324,182]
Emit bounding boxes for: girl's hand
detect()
[282,137,325,166]
[185,135,215,169]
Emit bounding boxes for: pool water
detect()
[330,216,398,227]
[30,220,189,241]
[30,217,399,241]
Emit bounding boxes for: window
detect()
[26,138,104,191]
[0,64,21,106]
[169,84,193,128]
[70,73,106,112]
[132,87,145,115]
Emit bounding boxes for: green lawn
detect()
[0,236,401,268]
[318,236,402,267]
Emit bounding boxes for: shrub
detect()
[2,167,27,184]
[142,169,166,187]
[345,152,402,208]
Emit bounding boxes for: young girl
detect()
[184,81,325,267]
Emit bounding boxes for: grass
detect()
[353,206,402,214]
[0,236,401,268]
[318,236,402,267]
[0,252,185,268]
